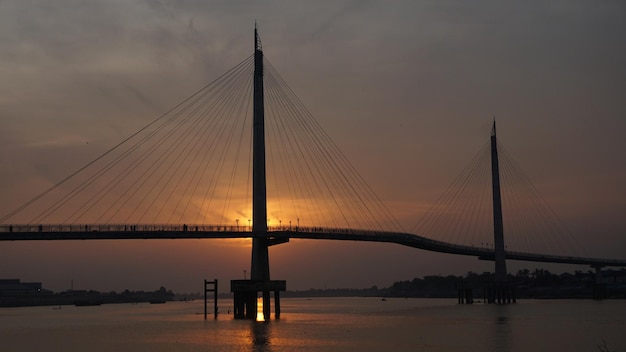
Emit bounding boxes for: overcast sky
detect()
[1,1,625,293]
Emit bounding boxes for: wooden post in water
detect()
[204,279,218,319]
[214,280,218,317]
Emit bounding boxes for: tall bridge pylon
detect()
[489,121,513,303]
[230,26,286,320]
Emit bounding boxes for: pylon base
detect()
[230,280,286,320]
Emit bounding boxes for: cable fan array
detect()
[1,54,402,233]
[412,140,587,258]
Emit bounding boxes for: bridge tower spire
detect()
[490,120,507,283]
[231,25,286,320]
[251,25,269,283]
[250,24,271,313]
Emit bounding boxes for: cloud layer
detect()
[0,1,624,292]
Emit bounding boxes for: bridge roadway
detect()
[1,224,624,268]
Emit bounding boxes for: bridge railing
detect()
[0,224,250,233]
[1,224,624,266]
[285,226,387,236]
[0,224,393,235]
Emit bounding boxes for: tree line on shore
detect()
[284,268,626,299]
[0,286,175,307]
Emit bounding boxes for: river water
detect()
[0,297,624,351]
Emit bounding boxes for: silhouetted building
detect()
[0,279,53,306]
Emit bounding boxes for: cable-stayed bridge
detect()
[1,28,625,318]
[1,224,623,268]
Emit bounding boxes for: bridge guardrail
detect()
[0,224,249,233]
[0,224,400,236]
[1,224,624,267]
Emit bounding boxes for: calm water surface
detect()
[0,298,624,351]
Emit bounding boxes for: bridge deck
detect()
[1,224,624,268]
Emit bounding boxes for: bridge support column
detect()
[231,280,286,320]
[263,290,270,319]
[274,290,281,318]
[232,291,257,319]
[483,281,515,304]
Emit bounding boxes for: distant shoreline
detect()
[2,268,624,308]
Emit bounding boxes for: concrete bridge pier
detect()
[457,280,474,304]
[484,281,516,304]
[232,290,256,319]
[231,280,286,320]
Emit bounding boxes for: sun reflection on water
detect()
[257,297,265,322]
[249,320,272,351]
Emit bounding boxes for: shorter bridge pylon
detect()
[487,121,515,304]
